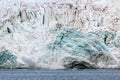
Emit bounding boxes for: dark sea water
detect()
[0,69,120,80]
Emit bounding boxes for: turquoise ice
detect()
[48,27,118,68]
[0,50,17,69]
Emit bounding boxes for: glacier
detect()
[0,50,18,69]
[0,0,120,69]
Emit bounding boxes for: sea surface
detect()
[0,69,120,80]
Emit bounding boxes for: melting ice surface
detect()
[0,0,120,69]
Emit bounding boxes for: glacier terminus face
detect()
[0,0,120,69]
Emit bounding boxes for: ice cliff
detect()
[0,0,120,69]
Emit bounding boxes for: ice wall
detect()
[0,0,120,69]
